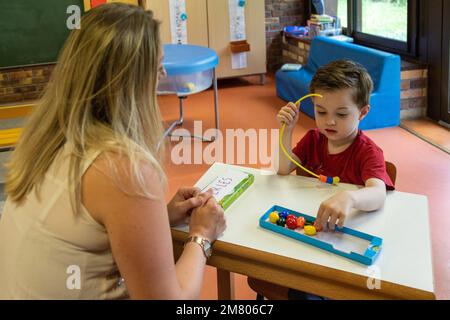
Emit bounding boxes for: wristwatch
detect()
[184,236,212,259]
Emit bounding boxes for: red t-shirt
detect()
[292,129,395,190]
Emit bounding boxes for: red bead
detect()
[286,215,298,229]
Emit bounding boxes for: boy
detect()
[277,60,394,231]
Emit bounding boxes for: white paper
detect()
[228,0,246,41]
[228,0,247,69]
[231,52,247,69]
[202,169,249,202]
[313,230,371,254]
[169,0,188,44]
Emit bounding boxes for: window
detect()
[317,0,418,56]
[358,0,408,42]
[337,0,347,29]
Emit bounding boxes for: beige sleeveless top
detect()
[0,144,129,299]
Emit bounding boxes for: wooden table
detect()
[172,163,435,300]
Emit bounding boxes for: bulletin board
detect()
[0,0,139,69]
[83,0,139,11]
[0,0,85,69]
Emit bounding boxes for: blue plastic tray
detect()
[259,205,382,265]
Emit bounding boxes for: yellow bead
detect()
[269,211,279,224]
[333,176,340,184]
[304,225,317,236]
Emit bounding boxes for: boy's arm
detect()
[316,178,386,230]
[347,178,387,212]
[277,127,300,175]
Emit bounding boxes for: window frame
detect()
[340,0,419,58]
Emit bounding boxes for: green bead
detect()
[276,217,286,227]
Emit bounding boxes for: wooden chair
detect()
[0,104,34,152]
[385,161,397,184]
[248,161,397,300]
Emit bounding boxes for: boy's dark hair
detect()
[310,60,374,108]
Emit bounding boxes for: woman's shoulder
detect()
[86,151,164,196]
[82,151,165,226]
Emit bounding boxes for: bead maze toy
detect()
[279,93,340,185]
[260,205,382,265]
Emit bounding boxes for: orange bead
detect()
[296,216,305,228]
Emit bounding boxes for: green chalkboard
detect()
[0,0,85,69]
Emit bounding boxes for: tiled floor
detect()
[401,118,450,154]
[159,75,450,300]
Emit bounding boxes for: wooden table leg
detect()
[217,268,235,300]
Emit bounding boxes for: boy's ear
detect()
[359,105,370,121]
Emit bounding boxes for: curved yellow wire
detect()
[279,94,322,178]
[279,93,340,185]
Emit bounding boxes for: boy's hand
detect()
[277,102,300,130]
[315,191,355,231]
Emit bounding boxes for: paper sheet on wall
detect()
[169,0,188,44]
[228,0,247,69]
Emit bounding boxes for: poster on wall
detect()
[83,0,139,11]
[169,0,188,44]
[228,0,247,69]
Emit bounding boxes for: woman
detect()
[0,3,225,299]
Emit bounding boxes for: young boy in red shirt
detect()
[277,60,394,231]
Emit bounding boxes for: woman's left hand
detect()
[167,187,209,226]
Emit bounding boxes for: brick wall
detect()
[400,62,428,119]
[0,65,54,104]
[265,0,307,72]
[282,34,311,65]
[281,34,428,120]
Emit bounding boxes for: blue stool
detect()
[158,44,219,142]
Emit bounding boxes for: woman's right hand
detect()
[188,192,226,242]
[277,102,300,130]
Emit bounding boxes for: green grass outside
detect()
[337,0,407,42]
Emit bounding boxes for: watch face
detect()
[203,240,212,257]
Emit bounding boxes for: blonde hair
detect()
[310,60,374,108]
[6,3,166,211]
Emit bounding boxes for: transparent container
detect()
[157,69,214,96]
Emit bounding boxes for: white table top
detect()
[177,162,434,294]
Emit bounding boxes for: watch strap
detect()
[184,235,212,259]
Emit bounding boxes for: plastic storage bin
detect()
[157,44,219,96]
[157,69,214,96]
